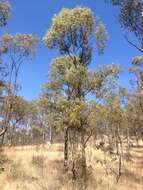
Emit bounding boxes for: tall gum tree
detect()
[43,7,120,180]
[0,33,38,140]
[0,0,11,93]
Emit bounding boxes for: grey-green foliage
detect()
[110,0,143,50]
[42,7,121,133]
[0,0,10,27]
[44,7,109,65]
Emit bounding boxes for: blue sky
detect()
[0,0,142,100]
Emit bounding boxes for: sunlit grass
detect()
[0,143,143,190]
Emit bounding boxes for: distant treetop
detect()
[0,0,11,27]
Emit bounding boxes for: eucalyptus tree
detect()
[108,1,143,145]
[28,98,52,144]
[109,0,143,52]
[105,93,125,155]
[127,96,143,146]
[36,95,57,144]
[43,7,120,180]
[0,33,38,139]
[126,56,143,145]
[0,0,10,27]
[127,56,143,142]
[0,0,10,96]
[0,95,31,145]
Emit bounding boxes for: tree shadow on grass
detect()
[0,148,10,174]
[122,168,143,185]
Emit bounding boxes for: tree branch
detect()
[83,128,93,147]
[124,35,143,53]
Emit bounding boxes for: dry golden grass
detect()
[0,142,143,190]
